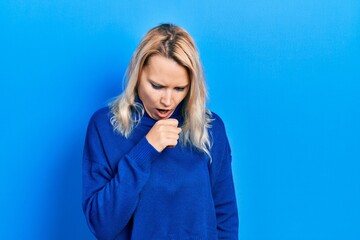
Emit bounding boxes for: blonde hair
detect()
[110,23,213,158]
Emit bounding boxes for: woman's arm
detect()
[212,140,239,239]
[82,115,160,240]
[210,114,239,239]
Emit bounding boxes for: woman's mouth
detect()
[155,108,172,119]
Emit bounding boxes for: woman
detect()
[82,23,238,240]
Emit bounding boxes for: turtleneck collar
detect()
[134,97,184,127]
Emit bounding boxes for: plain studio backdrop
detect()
[0,1,359,239]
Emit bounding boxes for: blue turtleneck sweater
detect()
[82,103,238,240]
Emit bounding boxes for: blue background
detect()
[1,1,359,239]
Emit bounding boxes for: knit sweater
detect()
[82,103,238,240]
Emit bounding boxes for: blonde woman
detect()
[82,23,238,240]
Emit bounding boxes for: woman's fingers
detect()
[145,118,182,152]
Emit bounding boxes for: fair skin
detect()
[137,55,190,152]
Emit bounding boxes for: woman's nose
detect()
[160,90,172,107]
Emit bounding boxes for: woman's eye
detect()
[151,83,162,89]
[175,87,185,92]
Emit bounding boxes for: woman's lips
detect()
[155,108,173,119]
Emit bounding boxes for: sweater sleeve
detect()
[211,117,239,239]
[82,114,160,240]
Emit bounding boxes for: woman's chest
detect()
[140,147,212,202]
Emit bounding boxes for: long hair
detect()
[110,23,213,158]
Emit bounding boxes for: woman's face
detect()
[138,55,190,120]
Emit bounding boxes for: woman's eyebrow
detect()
[148,79,188,88]
[175,84,189,88]
[148,79,164,87]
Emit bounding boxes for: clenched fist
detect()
[146,119,182,152]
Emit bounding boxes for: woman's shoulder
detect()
[86,106,115,134]
[209,111,224,124]
[207,111,230,147]
[89,106,112,124]
[209,111,227,133]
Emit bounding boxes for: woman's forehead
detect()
[141,55,189,86]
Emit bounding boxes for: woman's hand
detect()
[145,119,182,152]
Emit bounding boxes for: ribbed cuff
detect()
[127,136,161,169]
